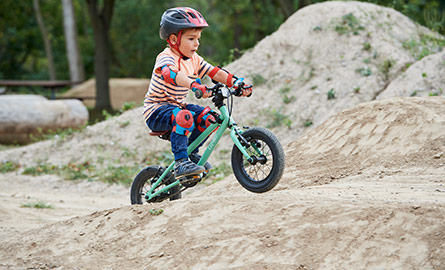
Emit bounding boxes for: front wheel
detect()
[130,165,181,204]
[231,127,285,193]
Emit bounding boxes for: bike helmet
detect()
[159,7,208,40]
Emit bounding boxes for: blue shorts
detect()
[146,104,207,160]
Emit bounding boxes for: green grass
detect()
[327,89,336,100]
[356,67,372,77]
[334,13,365,35]
[100,165,140,185]
[21,201,53,209]
[251,74,266,86]
[363,41,371,51]
[207,163,233,183]
[403,34,445,60]
[303,120,313,127]
[263,108,292,129]
[0,161,20,173]
[149,208,164,216]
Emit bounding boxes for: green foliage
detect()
[334,13,365,35]
[21,201,53,209]
[327,88,336,100]
[23,163,58,176]
[403,34,445,60]
[263,108,292,129]
[251,74,267,86]
[363,41,372,51]
[0,161,20,173]
[303,119,313,127]
[1,0,443,87]
[101,165,139,185]
[356,67,372,77]
[207,163,232,183]
[379,59,395,80]
[29,126,85,143]
[149,208,164,216]
[279,85,296,104]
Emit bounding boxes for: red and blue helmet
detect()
[159,7,208,40]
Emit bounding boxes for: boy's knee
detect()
[196,106,215,132]
[171,107,195,136]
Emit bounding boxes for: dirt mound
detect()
[1,92,444,270]
[284,96,445,187]
[63,78,149,109]
[379,50,445,99]
[1,185,444,269]
[225,1,444,145]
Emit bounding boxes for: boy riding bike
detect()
[143,7,252,179]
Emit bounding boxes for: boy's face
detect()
[171,28,202,58]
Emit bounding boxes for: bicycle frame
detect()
[145,104,255,201]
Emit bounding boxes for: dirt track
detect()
[1,97,444,269]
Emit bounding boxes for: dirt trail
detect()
[1,97,444,269]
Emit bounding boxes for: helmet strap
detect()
[167,30,189,70]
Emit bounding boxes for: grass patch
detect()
[0,161,20,173]
[279,85,296,104]
[21,201,53,209]
[251,74,266,86]
[303,119,313,127]
[149,208,164,216]
[379,59,395,80]
[327,88,336,100]
[362,41,371,51]
[262,108,292,129]
[334,13,365,35]
[23,163,58,176]
[356,67,372,77]
[100,165,140,185]
[403,34,445,60]
[207,163,232,183]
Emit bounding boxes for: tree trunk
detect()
[275,0,294,19]
[33,0,57,80]
[62,0,85,82]
[86,0,114,111]
[298,0,311,10]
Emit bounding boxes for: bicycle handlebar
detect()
[194,82,252,99]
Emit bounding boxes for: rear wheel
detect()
[130,165,181,204]
[231,127,284,193]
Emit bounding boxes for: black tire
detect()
[130,165,181,204]
[231,127,284,193]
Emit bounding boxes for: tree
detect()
[33,0,56,80]
[86,0,114,111]
[62,0,85,82]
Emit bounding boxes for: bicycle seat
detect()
[149,130,169,136]
[149,130,171,141]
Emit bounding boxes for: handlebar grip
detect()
[195,89,203,99]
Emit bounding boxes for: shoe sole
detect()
[175,168,206,179]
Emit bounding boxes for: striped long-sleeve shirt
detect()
[143,48,213,121]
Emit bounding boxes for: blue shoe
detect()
[174,158,205,178]
[189,153,212,170]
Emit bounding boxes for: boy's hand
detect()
[240,85,252,97]
[234,78,253,97]
[191,80,211,98]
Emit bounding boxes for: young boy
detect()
[143,7,252,178]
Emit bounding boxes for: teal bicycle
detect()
[130,82,285,204]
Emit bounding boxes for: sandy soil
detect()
[1,97,444,270]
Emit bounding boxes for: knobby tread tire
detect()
[231,127,285,193]
[130,165,181,204]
